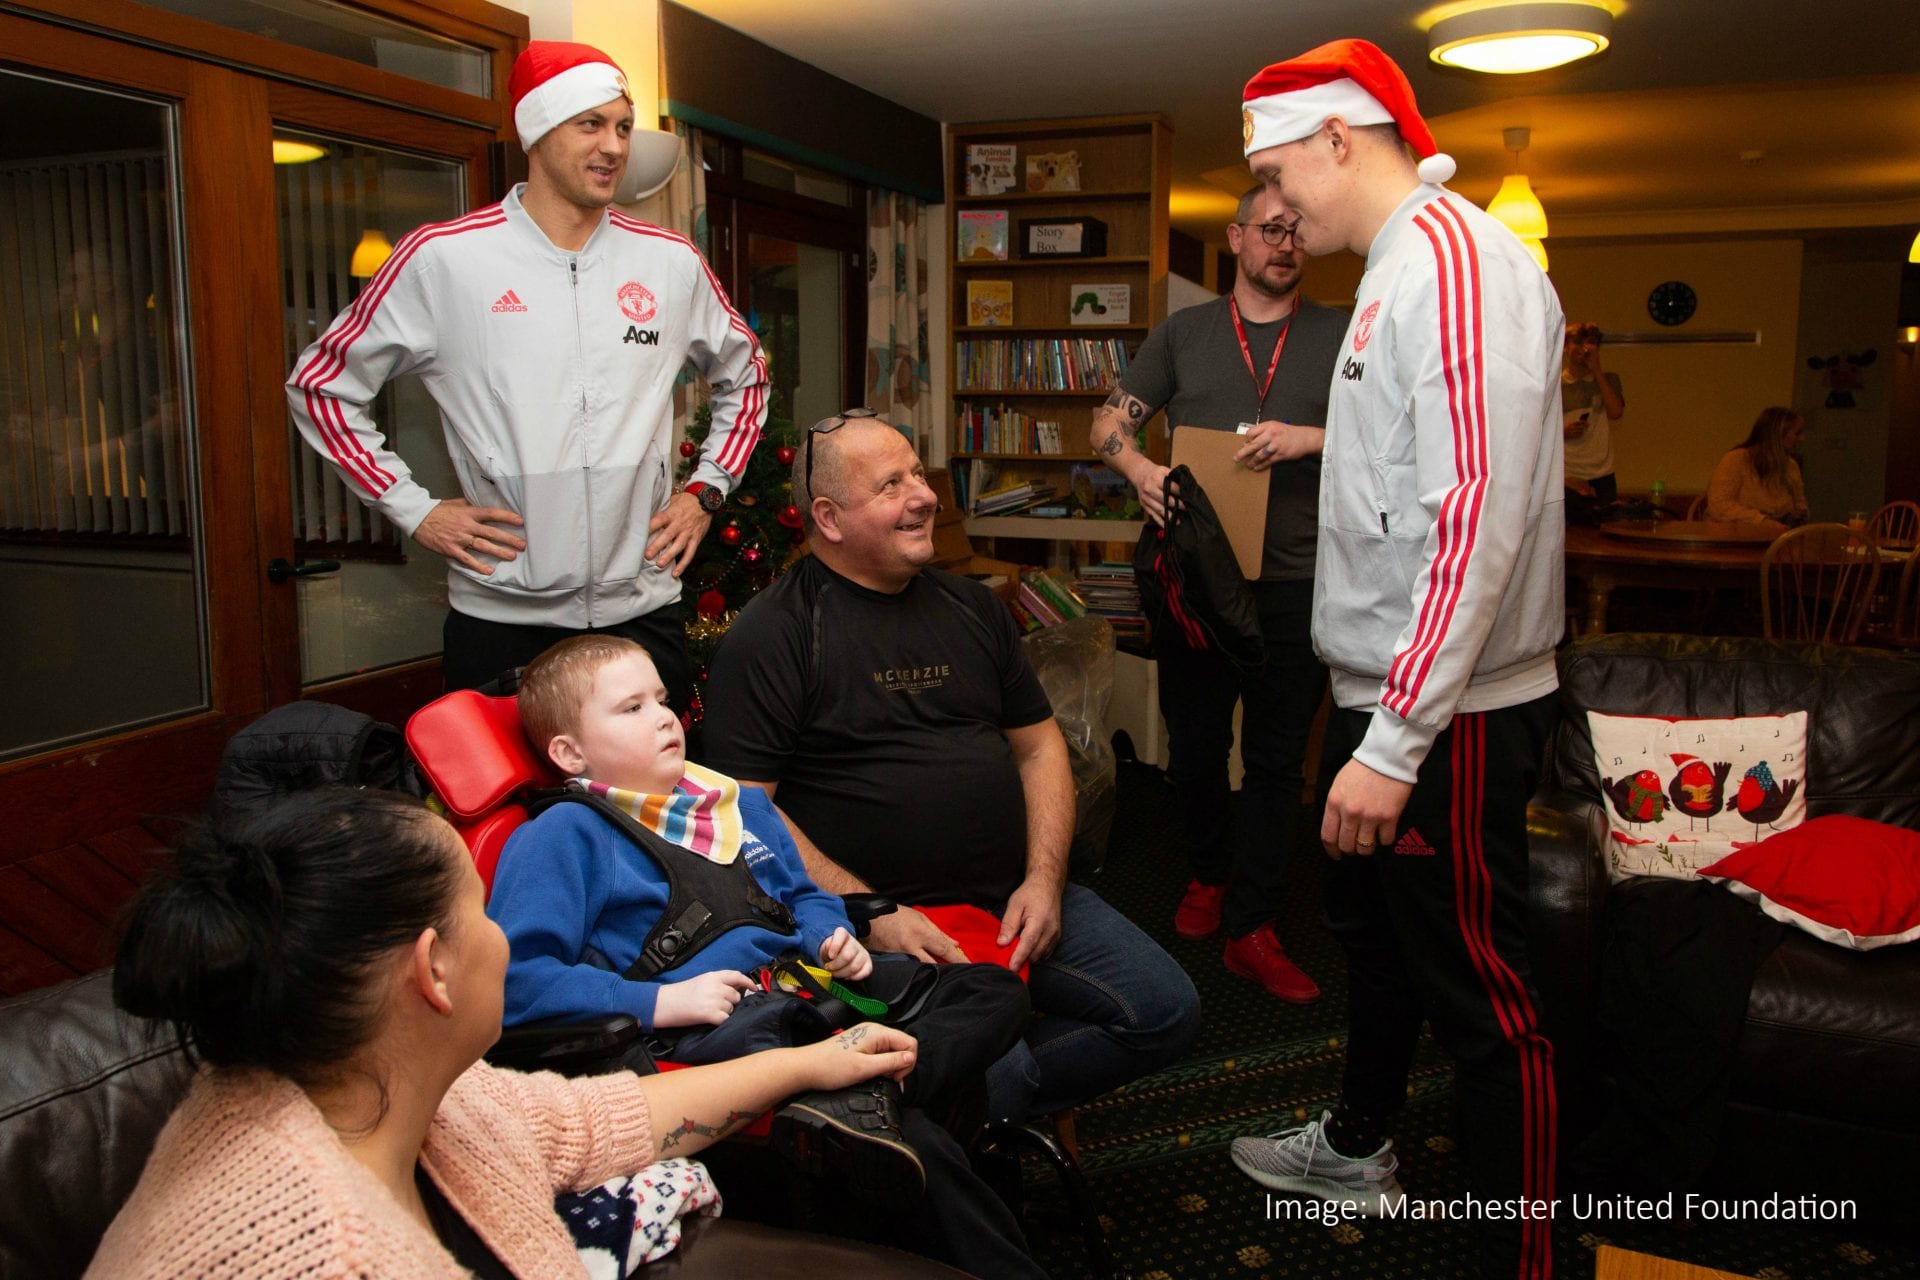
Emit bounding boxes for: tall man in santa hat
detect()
[288,42,767,710]
[1225,39,1565,1280]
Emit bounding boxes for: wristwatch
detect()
[683,481,725,514]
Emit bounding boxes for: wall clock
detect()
[1647,280,1697,327]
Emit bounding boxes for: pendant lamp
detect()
[1486,127,1549,240]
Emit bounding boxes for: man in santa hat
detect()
[1226,39,1565,1280]
[287,42,767,710]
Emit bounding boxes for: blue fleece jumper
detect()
[489,785,849,1031]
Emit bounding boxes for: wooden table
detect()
[1593,1244,1752,1279]
[1564,522,1775,636]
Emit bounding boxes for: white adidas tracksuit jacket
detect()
[287,185,767,630]
[1315,184,1566,783]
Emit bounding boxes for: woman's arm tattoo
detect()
[658,1110,755,1152]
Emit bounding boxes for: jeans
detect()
[1155,577,1329,937]
[985,882,1201,1119]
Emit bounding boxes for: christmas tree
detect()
[674,397,803,715]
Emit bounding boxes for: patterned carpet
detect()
[1019,763,1915,1280]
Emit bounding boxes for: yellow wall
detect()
[1546,239,1803,493]
[494,0,662,127]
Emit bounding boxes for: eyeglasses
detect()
[1237,220,1300,247]
[803,407,878,503]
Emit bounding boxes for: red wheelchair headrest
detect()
[405,689,558,822]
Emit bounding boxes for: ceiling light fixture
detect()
[1520,237,1549,272]
[1486,127,1549,240]
[1908,228,1920,264]
[1429,2,1613,75]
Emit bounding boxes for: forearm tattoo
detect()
[1097,388,1150,457]
[658,1110,755,1152]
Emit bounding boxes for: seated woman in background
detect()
[1706,406,1808,524]
[88,788,917,1280]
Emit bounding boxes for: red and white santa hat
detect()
[507,41,680,199]
[510,42,631,151]
[1242,39,1456,186]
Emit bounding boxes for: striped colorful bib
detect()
[571,763,745,864]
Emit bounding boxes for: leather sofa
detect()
[0,971,970,1279]
[1526,633,1920,1219]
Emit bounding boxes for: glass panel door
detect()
[0,68,202,760]
[745,232,845,428]
[275,130,464,684]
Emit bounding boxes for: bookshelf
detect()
[947,114,1171,548]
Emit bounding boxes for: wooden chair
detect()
[1760,523,1883,644]
[1890,551,1920,648]
[1869,500,1920,550]
[1685,494,1707,521]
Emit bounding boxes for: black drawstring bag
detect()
[1132,464,1264,670]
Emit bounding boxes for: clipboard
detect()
[1170,425,1266,580]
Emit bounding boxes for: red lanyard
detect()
[1229,293,1300,422]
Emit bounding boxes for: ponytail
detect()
[114,788,461,1084]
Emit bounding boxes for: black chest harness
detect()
[530,789,795,981]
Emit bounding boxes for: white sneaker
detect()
[1230,1110,1405,1216]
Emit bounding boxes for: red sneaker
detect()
[1174,880,1226,940]
[1223,924,1321,1004]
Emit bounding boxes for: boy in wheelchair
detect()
[489,635,1045,1278]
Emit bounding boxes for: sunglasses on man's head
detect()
[803,407,879,500]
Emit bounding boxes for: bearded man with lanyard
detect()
[1088,184,1346,1002]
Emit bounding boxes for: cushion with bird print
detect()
[1699,815,1920,950]
[1586,710,1809,882]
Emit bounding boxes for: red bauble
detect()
[777,503,803,528]
[696,589,727,619]
[743,546,764,566]
[678,440,697,458]
[720,523,742,546]
[775,446,796,466]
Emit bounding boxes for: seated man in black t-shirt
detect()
[703,413,1201,1119]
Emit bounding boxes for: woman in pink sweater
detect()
[87,789,917,1280]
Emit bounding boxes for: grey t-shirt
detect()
[1119,294,1348,579]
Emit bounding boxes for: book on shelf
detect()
[954,403,1069,454]
[1024,150,1081,193]
[1025,567,1087,619]
[965,279,1013,326]
[1069,283,1131,325]
[1073,561,1146,641]
[954,336,1133,392]
[956,209,1009,261]
[1015,581,1061,627]
[963,143,1017,196]
[973,482,1058,516]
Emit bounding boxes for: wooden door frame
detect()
[258,84,498,714]
[0,18,280,857]
[0,1,520,856]
[711,191,867,413]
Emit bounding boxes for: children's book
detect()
[1069,283,1131,325]
[957,209,1009,261]
[967,279,1014,327]
[964,144,1017,196]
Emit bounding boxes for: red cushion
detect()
[917,903,1031,981]
[406,690,557,821]
[457,804,530,897]
[1699,815,1920,950]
